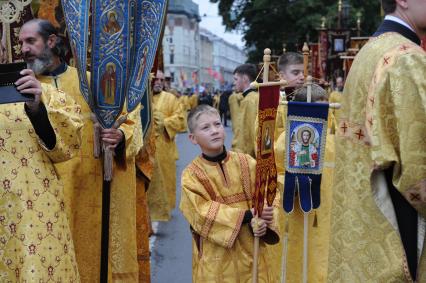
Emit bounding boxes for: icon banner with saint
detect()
[283,102,329,213]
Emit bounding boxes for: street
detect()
[150,124,233,283]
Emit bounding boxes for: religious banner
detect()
[283,102,329,213]
[318,30,328,80]
[62,0,167,128]
[310,43,320,80]
[253,85,280,216]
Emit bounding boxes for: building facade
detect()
[163,0,246,91]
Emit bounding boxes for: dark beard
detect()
[26,47,54,75]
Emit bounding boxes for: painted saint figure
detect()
[104,11,121,35]
[290,126,318,168]
[135,46,149,86]
[263,126,272,152]
[101,63,116,105]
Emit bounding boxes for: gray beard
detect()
[26,48,54,75]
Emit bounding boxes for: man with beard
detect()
[19,19,144,281]
[328,0,426,281]
[0,53,83,280]
[147,70,186,221]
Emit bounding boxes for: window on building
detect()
[170,53,174,64]
[170,72,175,82]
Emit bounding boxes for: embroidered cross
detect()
[400,45,409,51]
[355,129,364,140]
[369,96,375,106]
[383,56,390,66]
[340,122,348,133]
[409,193,421,202]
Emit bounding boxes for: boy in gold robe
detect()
[232,64,259,157]
[328,0,426,281]
[180,105,280,282]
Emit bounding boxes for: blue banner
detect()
[62,0,167,128]
[283,102,329,213]
[127,0,168,112]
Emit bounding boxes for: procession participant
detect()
[328,0,426,281]
[19,19,143,281]
[0,67,83,280]
[328,76,344,104]
[273,85,335,283]
[180,105,279,282]
[232,63,258,157]
[218,89,231,127]
[148,70,186,221]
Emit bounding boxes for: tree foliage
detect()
[211,0,382,63]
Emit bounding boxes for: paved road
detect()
[151,124,233,283]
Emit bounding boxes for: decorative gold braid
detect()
[200,201,220,239]
[188,162,220,201]
[237,153,252,204]
[226,210,245,249]
[222,192,250,205]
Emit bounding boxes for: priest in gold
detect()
[180,105,280,282]
[328,0,426,281]
[20,19,144,281]
[148,70,186,221]
[0,70,83,280]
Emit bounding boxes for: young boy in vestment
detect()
[180,105,280,282]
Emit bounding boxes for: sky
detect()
[194,0,245,48]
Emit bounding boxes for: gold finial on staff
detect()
[302,42,310,78]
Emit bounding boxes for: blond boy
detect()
[180,105,280,282]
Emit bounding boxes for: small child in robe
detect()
[180,104,280,283]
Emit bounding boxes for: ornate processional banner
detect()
[283,102,329,213]
[62,0,167,128]
[253,85,280,216]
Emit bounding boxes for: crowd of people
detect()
[1,0,425,282]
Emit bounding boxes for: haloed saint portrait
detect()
[286,118,326,174]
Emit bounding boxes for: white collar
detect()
[385,15,415,32]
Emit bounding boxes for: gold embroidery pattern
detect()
[222,192,250,205]
[237,153,252,201]
[200,201,220,239]
[188,162,221,202]
[225,210,245,249]
[364,42,421,139]
[338,119,371,146]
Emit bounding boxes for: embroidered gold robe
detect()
[0,84,83,281]
[149,91,186,221]
[38,66,143,282]
[229,92,243,148]
[232,91,258,158]
[180,151,280,282]
[328,33,426,282]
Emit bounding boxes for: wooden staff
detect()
[92,114,127,282]
[252,48,272,283]
[303,42,310,79]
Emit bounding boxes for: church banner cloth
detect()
[283,102,329,213]
[253,85,280,216]
[62,0,167,128]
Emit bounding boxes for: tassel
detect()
[313,211,318,228]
